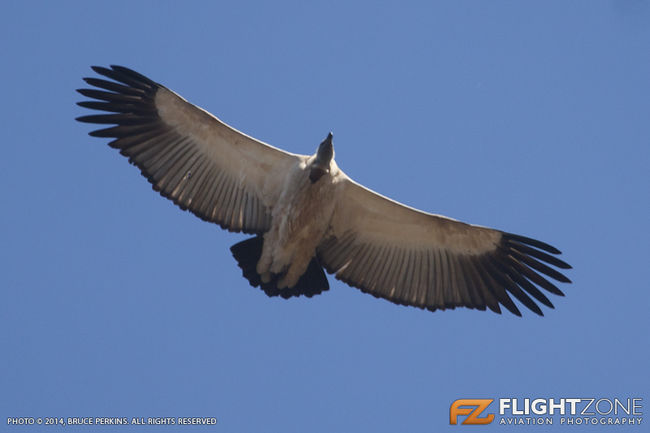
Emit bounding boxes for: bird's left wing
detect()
[77,65,301,234]
[318,175,571,316]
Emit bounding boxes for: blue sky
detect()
[1,1,648,432]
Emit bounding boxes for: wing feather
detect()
[77,65,299,234]
[318,175,571,315]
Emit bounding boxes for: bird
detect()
[76,65,571,317]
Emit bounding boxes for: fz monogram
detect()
[450,399,495,425]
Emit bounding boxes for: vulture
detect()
[76,65,572,316]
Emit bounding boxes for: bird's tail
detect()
[230,236,329,299]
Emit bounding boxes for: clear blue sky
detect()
[1,1,648,432]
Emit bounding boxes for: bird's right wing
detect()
[318,175,571,316]
[77,65,301,234]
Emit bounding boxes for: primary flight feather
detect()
[77,65,571,316]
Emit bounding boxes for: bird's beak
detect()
[310,132,334,183]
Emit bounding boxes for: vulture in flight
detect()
[77,65,571,316]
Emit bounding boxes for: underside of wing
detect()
[318,177,572,316]
[77,65,300,234]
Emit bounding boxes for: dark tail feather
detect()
[230,236,265,287]
[230,236,329,299]
[288,256,330,298]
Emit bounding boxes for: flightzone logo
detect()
[450,398,643,426]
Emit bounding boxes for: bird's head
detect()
[309,132,334,183]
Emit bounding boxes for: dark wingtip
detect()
[487,303,502,314]
[554,274,572,284]
[109,64,135,74]
[90,65,111,75]
[76,115,95,123]
[110,65,157,85]
[502,298,522,317]
[504,232,562,255]
[75,115,93,123]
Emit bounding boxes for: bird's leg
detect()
[277,253,312,289]
[257,229,277,277]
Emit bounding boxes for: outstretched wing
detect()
[318,175,572,316]
[77,65,300,234]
